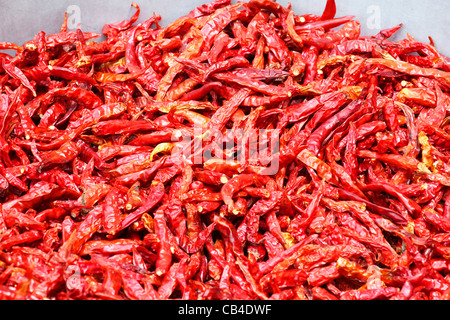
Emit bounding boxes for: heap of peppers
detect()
[0,0,449,300]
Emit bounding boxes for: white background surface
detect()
[0,0,449,57]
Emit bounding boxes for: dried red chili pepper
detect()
[0,0,449,301]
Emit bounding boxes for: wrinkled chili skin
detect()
[0,0,449,301]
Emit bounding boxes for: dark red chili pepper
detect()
[58,206,103,258]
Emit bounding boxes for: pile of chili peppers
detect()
[0,0,449,300]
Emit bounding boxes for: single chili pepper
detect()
[305,94,353,133]
[35,207,67,222]
[260,269,308,293]
[194,57,251,82]
[221,173,270,214]
[286,11,303,48]
[26,86,102,118]
[80,238,143,256]
[2,59,36,97]
[303,21,361,50]
[150,204,172,277]
[295,15,355,33]
[280,91,348,126]
[296,148,334,182]
[0,162,28,192]
[396,87,441,107]
[342,287,399,300]
[2,181,70,212]
[246,191,283,244]
[101,187,125,235]
[366,58,450,85]
[320,0,337,20]
[212,72,293,97]
[308,263,341,287]
[127,128,176,147]
[37,101,66,129]
[246,0,285,15]
[228,68,290,81]
[311,286,339,300]
[0,42,22,51]
[343,122,358,180]
[119,181,165,231]
[258,234,318,275]
[58,206,103,258]
[40,141,80,168]
[301,45,319,84]
[3,207,46,230]
[306,98,364,155]
[356,149,430,173]
[336,188,408,225]
[362,181,422,217]
[0,230,43,251]
[47,65,97,85]
[247,36,264,69]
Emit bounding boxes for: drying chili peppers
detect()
[0,0,449,300]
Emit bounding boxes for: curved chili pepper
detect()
[336,188,408,225]
[102,187,126,235]
[0,0,449,302]
[0,42,22,51]
[0,230,43,251]
[102,3,140,37]
[40,141,80,167]
[119,181,165,231]
[2,59,36,97]
[306,98,364,155]
[58,206,103,258]
[221,173,270,213]
[320,0,337,21]
[366,58,450,84]
[212,72,293,97]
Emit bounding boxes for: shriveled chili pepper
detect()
[2,59,36,97]
[0,0,449,302]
